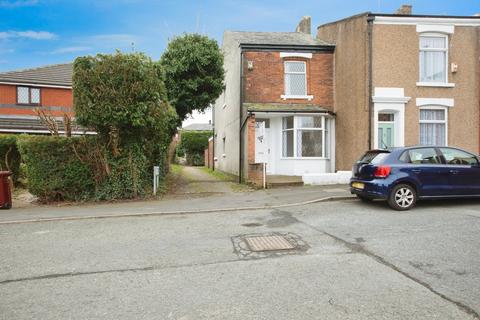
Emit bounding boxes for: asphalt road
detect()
[1,197,479,319]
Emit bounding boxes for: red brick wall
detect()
[246,115,266,186]
[41,87,72,108]
[0,85,16,104]
[0,84,73,117]
[247,116,256,164]
[243,51,334,109]
[204,139,214,169]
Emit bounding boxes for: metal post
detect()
[153,166,160,195]
[263,162,266,189]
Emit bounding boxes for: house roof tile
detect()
[225,31,333,47]
[245,103,332,114]
[0,63,72,87]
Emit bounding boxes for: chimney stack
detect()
[395,4,412,15]
[295,16,311,35]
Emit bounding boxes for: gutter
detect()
[239,44,334,52]
[367,15,374,150]
[0,81,72,89]
[238,50,244,183]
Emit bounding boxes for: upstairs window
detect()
[17,86,40,105]
[284,61,307,96]
[419,34,448,83]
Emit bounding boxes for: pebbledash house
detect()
[212,6,480,186]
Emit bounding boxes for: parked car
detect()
[350,146,480,210]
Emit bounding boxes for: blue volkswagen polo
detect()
[350,146,480,210]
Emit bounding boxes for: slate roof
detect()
[245,103,332,114]
[0,63,73,87]
[0,117,92,134]
[182,123,213,131]
[225,31,333,47]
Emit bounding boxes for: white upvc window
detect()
[419,34,448,84]
[281,61,313,100]
[419,107,447,146]
[282,115,328,158]
[17,86,40,105]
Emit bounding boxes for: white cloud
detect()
[0,0,38,8]
[89,34,137,47]
[0,30,57,40]
[50,46,91,54]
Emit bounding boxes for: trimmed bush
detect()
[17,136,95,202]
[73,52,178,199]
[0,135,21,184]
[177,130,211,166]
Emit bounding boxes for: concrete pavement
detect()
[1,170,352,223]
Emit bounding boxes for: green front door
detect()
[378,123,394,149]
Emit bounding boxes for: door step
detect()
[266,175,304,188]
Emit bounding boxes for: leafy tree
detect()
[177,130,211,165]
[161,34,225,121]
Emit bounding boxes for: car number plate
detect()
[352,182,364,190]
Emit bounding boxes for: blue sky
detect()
[0,0,478,71]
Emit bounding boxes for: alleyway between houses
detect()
[167,166,243,197]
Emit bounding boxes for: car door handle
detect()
[411,169,422,173]
[449,169,460,174]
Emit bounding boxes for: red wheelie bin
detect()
[0,171,12,209]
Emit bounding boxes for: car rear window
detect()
[358,151,390,165]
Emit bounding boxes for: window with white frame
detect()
[419,34,448,83]
[282,115,327,158]
[284,61,307,96]
[17,86,40,105]
[419,108,447,146]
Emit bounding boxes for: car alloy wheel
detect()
[388,184,417,210]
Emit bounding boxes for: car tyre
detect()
[356,194,372,202]
[388,184,417,211]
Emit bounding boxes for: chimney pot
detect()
[395,4,412,15]
[295,16,311,35]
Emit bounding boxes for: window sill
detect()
[281,95,314,101]
[280,157,329,160]
[416,82,455,88]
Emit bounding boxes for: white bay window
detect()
[282,115,328,158]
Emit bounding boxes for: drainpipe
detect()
[367,15,374,150]
[211,103,215,171]
[238,50,244,183]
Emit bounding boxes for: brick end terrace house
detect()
[214,17,345,185]
[0,63,90,134]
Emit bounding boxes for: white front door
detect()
[255,119,273,173]
[264,128,273,173]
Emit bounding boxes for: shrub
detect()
[0,135,21,184]
[72,51,178,199]
[177,130,211,166]
[17,136,95,202]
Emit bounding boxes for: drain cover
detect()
[245,235,295,252]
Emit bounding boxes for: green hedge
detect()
[0,135,21,184]
[177,130,211,166]
[17,136,95,202]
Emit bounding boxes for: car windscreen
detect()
[358,151,390,165]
